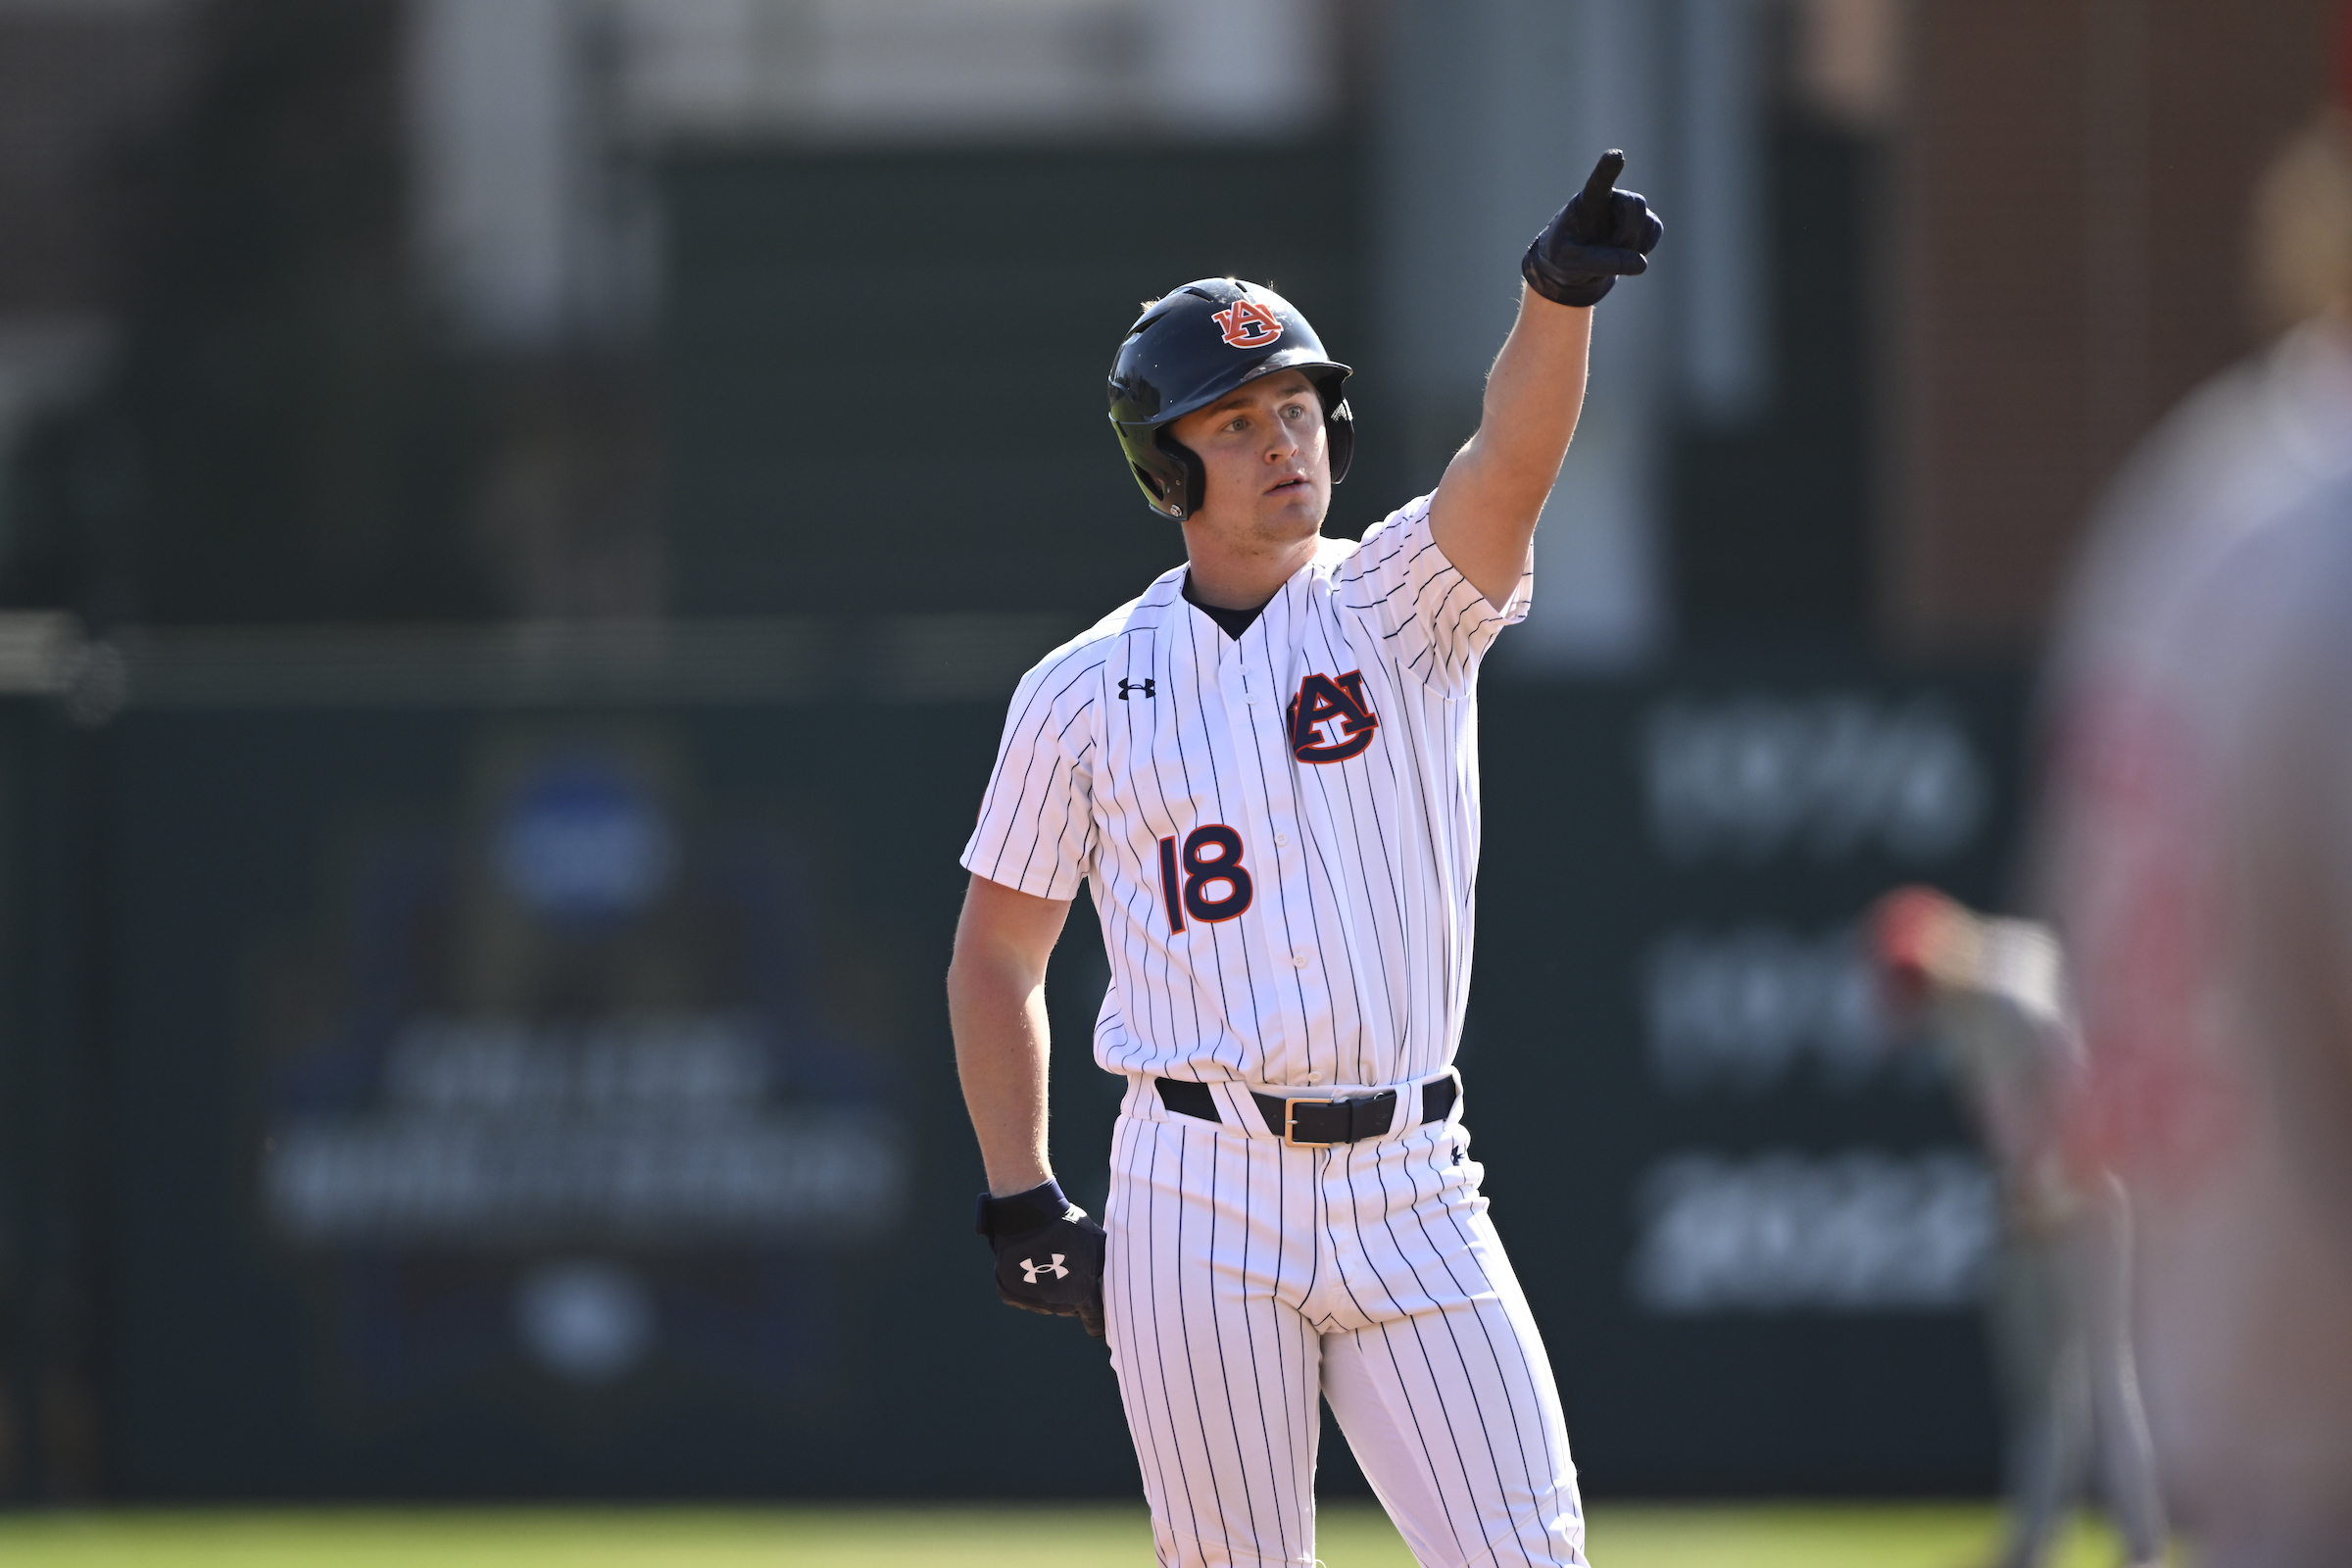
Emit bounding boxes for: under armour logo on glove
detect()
[977,1179,1107,1339]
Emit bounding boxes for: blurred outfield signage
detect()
[1628,690,1997,1319]
[268,1014,899,1246]
[1467,663,2023,1494]
[232,729,906,1405]
[58,663,1076,1500]
[1643,692,1988,863]
[1633,1151,1994,1315]
[0,631,2023,1498]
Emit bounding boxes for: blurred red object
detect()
[1867,883,1969,1017]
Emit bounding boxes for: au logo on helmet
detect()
[1211,299,1285,348]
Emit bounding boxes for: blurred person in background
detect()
[1871,888,2164,1568]
[2033,81,2352,1567]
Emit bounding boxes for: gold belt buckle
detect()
[1284,1098,1338,1149]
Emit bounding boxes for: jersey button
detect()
[1300,1073,1323,1086]
[1289,949,1312,967]
[1274,833,1291,847]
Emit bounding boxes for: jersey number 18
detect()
[1157,826,1253,934]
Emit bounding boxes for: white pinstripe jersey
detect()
[960,493,1531,1090]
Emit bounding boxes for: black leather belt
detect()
[1155,1074,1458,1148]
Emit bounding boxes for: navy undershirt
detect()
[1182,571,1271,640]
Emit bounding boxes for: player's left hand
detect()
[1522,150,1664,308]
[976,1178,1107,1338]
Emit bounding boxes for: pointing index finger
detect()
[1584,150,1626,209]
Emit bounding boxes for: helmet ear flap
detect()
[1325,398,1354,485]
[1153,428,1208,520]
[1307,368,1353,486]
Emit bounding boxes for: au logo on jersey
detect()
[1287,670,1379,763]
[1211,299,1285,349]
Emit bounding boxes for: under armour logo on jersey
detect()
[1287,670,1380,762]
[1020,1254,1070,1283]
[1119,677,1155,700]
[1211,299,1285,349]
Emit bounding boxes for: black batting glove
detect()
[1522,150,1664,308]
[976,1178,1106,1339]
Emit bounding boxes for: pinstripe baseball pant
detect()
[1104,1075,1589,1568]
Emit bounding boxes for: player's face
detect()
[1169,369,1331,545]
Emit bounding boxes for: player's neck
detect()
[1178,525,1321,612]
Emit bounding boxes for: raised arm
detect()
[1428,290,1595,607]
[948,870,1074,1196]
[1430,152,1661,608]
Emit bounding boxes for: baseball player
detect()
[1871,888,2165,1568]
[947,152,1660,1567]
[2032,101,2352,1567]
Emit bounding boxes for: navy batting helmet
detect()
[1106,278,1352,519]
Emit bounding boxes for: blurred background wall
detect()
[1893,0,2344,652]
[0,0,2338,1505]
